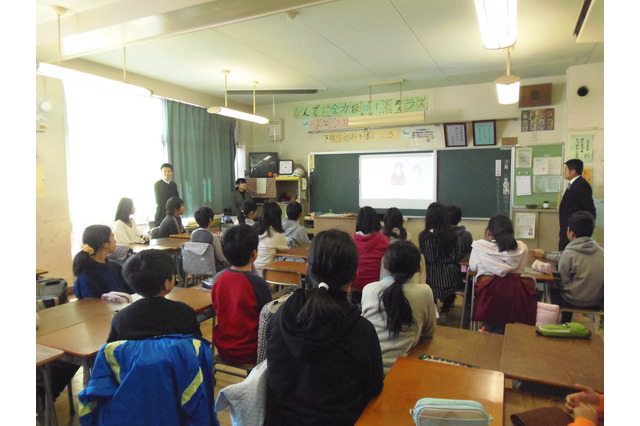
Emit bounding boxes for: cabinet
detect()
[246,176,309,218]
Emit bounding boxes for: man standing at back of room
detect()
[154,163,180,227]
[558,159,596,250]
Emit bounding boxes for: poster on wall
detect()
[567,134,594,162]
[521,108,555,132]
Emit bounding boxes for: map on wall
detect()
[521,108,555,132]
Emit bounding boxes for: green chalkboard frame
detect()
[309,147,513,219]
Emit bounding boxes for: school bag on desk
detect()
[36,278,68,310]
[410,398,492,425]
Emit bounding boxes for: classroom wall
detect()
[245,71,595,244]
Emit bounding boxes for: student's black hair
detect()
[297,229,359,334]
[286,201,303,221]
[115,197,134,223]
[160,163,173,171]
[447,205,463,226]
[355,206,381,234]
[235,177,247,185]
[194,206,215,228]
[122,249,174,297]
[382,207,407,241]
[379,241,420,338]
[565,159,584,175]
[567,211,595,238]
[237,200,258,224]
[72,224,112,277]
[221,224,259,267]
[254,201,284,236]
[165,196,184,216]
[487,214,518,252]
[419,202,458,254]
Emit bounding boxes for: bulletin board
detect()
[513,143,564,208]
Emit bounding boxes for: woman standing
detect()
[418,202,461,323]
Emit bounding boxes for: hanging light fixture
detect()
[474,0,518,49]
[36,5,151,97]
[495,46,520,104]
[207,71,269,124]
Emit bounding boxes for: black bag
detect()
[36,278,68,310]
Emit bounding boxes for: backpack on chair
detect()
[36,278,68,310]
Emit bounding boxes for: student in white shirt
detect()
[253,202,288,277]
[113,197,139,244]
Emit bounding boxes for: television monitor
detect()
[249,152,279,177]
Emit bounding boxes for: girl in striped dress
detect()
[418,202,461,323]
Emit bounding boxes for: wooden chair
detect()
[263,267,302,292]
[470,273,538,333]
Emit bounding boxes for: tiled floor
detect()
[42,293,603,426]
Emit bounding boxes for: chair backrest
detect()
[181,242,216,276]
[263,267,302,287]
[79,335,216,425]
[257,290,294,364]
[106,244,134,266]
[471,273,538,326]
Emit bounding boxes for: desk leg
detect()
[41,364,59,426]
[460,270,471,329]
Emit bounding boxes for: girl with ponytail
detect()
[234,200,257,226]
[362,241,437,374]
[73,224,133,299]
[469,213,529,277]
[265,229,383,426]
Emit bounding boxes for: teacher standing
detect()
[229,178,254,216]
[558,159,596,250]
[154,163,179,227]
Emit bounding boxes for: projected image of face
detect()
[390,162,406,186]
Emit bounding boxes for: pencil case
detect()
[536,322,591,338]
[531,260,552,274]
[410,398,492,425]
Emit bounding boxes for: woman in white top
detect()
[253,202,288,277]
[469,214,529,276]
[113,198,138,244]
[362,241,437,374]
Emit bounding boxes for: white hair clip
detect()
[318,282,329,290]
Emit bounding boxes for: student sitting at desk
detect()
[352,206,391,303]
[253,202,289,277]
[282,201,310,248]
[154,196,185,238]
[418,202,461,323]
[234,200,257,226]
[73,224,133,299]
[211,224,271,364]
[469,213,528,277]
[191,206,229,271]
[532,211,604,322]
[113,197,140,245]
[362,241,437,374]
[265,229,383,426]
[382,207,411,243]
[107,249,201,342]
[448,205,473,262]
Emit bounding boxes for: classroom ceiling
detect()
[35,0,604,107]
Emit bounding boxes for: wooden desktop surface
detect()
[276,244,309,260]
[166,285,212,312]
[36,344,65,368]
[131,237,184,252]
[169,232,191,239]
[264,260,308,276]
[356,357,504,425]
[36,298,123,337]
[36,268,48,276]
[407,325,504,371]
[500,323,604,393]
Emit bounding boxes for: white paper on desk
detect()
[256,178,267,194]
[516,175,533,196]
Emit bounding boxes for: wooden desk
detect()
[169,232,191,239]
[37,268,48,277]
[407,325,504,371]
[36,298,123,337]
[500,323,604,393]
[131,237,184,253]
[503,387,567,422]
[313,215,357,235]
[356,357,504,425]
[264,260,308,277]
[37,344,66,426]
[166,286,212,312]
[276,244,309,261]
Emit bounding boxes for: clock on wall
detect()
[279,160,294,175]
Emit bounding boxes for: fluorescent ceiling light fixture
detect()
[348,111,425,129]
[206,106,269,124]
[208,71,269,125]
[474,0,518,49]
[495,47,520,104]
[36,62,152,97]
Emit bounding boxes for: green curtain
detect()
[163,99,236,217]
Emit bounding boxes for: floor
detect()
[42,292,603,426]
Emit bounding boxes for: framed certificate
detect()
[444,122,467,147]
[472,120,497,146]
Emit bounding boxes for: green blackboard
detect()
[310,147,512,218]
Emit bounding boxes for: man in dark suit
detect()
[154,163,180,227]
[558,159,596,250]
